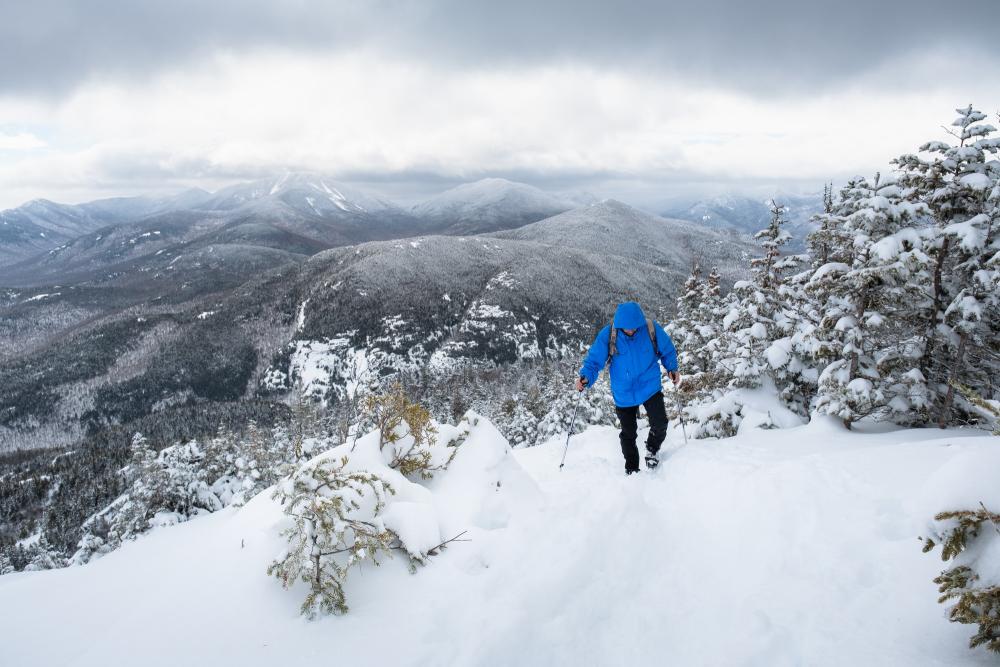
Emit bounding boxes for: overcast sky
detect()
[0,0,998,209]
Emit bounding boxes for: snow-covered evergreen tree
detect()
[694,268,728,381]
[669,264,740,429]
[805,174,932,426]
[72,434,221,564]
[72,420,329,565]
[799,180,865,375]
[203,421,291,507]
[773,273,821,416]
[806,182,848,269]
[893,104,1000,426]
[716,201,809,403]
[670,264,706,372]
[700,268,723,329]
[0,536,65,573]
[534,371,616,444]
[500,397,540,447]
[678,201,816,435]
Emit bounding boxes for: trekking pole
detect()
[673,383,689,447]
[559,390,585,470]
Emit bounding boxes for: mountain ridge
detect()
[0,198,758,452]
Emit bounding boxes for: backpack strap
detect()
[607,319,617,364]
[607,317,659,364]
[646,318,659,357]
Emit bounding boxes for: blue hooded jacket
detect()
[579,302,678,408]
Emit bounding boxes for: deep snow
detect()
[1,416,997,667]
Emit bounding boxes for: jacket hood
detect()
[613,301,646,330]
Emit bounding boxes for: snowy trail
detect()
[441,422,989,666]
[1,419,996,666]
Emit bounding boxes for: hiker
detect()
[576,301,680,474]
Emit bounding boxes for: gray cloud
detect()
[3,0,998,98]
[0,0,372,95]
[2,0,997,209]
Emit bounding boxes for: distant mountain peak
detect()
[21,198,61,211]
[204,172,401,216]
[591,198,633,211]
[490,197,756,282]
[411,178,579,235]
[465,176,518,187]
[420,177,559,202]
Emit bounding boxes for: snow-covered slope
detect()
[264,203,757,401]
[189,172,424,249]
[1,411,996,666]
[0,191,213,266]
[0,199,118,265]
[412,178,579,234]
[260,233,683,400]
[77,189,213,220]
[0,174,418,285]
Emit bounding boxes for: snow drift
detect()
[0,414,997,666]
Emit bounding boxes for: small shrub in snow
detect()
[271,389,468,617]
[268,456,397,617]
[360,382,453,478]
[922,504,1000,654]
[687,390,743,439]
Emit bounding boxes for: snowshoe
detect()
[644,453,659,470]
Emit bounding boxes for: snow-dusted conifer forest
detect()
[0,106,998,665]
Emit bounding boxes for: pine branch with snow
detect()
[922,504,1000,654]
[950,382,1000,435]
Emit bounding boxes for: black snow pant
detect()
[615,391,668,473]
